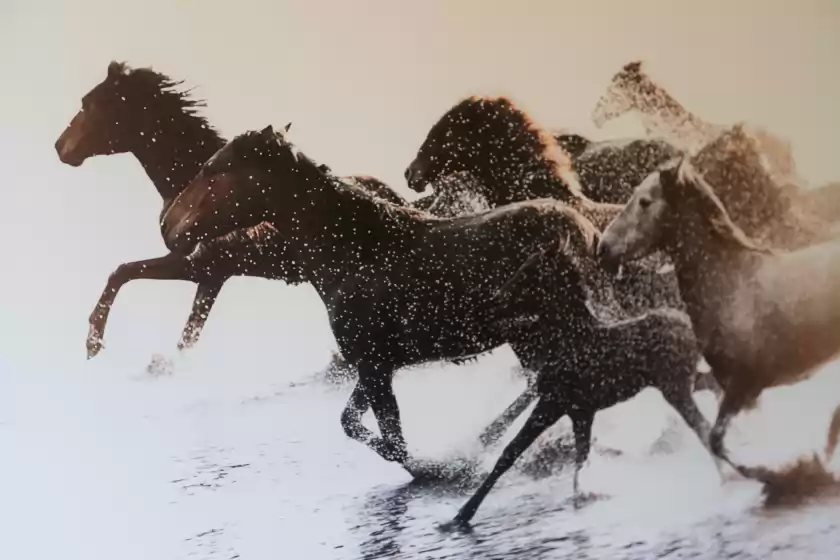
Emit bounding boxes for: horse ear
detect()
[260,125,276,140]
[108,61,127,78]
[283,122,292,133]
[623,60,643,74]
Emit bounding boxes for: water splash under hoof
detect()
[404,456,481,486]
[146,353,175,376]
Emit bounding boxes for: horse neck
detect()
[667,229,758,341]
[627,76,717,147]
[480,158,576,206]
[129,109,226,209]
[272,171,416,290]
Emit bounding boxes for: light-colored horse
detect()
[591,61,800,188]
[597,156,840,478]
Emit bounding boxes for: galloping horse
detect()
[107,124,635,472]
[598,157,840,476]
[591,60,798,186]
[403,95,714,439]
[54,61,404,378]
[454,234,720,525]
[591,60,840,227]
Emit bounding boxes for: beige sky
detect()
[1,0,839,360]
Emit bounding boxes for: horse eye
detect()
[639,198,652,209]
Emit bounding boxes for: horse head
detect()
[56,61,209,167]
[161,125,290,252]
[591,60,645,128]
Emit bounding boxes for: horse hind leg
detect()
[357,364,409,465]
[826,403,840,462]
[478,379,538,447]
[569,411,595,507]
[659,381,728,480]
[451,395,564,526]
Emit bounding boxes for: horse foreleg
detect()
[87,252,197,359]
[358,364,408,465]
[660,383,727,479]
[177,279,227,351]
[478,380,538,447]
[451,395,563,526]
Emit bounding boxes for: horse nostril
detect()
[405,167,414,183]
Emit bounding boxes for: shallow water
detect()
[3,320,839,560]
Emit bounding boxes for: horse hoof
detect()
[438,517,472,533]
[86,337,103,359]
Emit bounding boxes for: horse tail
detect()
[825,403,840,462]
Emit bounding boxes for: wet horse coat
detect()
[598,157,840,475]
[160,125,636,470]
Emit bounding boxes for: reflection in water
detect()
[355,483,413,560]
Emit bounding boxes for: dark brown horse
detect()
[402,95,711,438]
[54,61,404,378]
[453,234,720,525]
[108,124,639,472]
[403,95,685,316]
[598,157,840,477]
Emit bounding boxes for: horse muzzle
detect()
[55,135,86,167]
[404,164,427,193]
[595,235,622,274]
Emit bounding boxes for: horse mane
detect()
[103,60,221,139]
[691,123,795,236]
[265,132,429,223]
[442,95,584,198]
[665,159,774,255]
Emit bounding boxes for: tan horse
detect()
[591,61,800,188]
[597,156,840,478]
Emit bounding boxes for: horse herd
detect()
[54,59,840,525]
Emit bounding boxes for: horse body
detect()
[572,137,681,204]
[453,239,716,525]
[598,157,840,475]
[163,125,622,468]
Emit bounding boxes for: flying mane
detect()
[665,158,775,255]
[413,95,586,203]
[104,61,222,141]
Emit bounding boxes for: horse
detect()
[403,95,718,437]
[597,156,840,477]
[54,61,403,379]
[452,233,720,525]
[113,124,641,472]
[403,95,685,314]
[688,124,837,250]
[590,60,800,187]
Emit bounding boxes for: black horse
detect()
[54,61,404,380]
[405,96,681,208]
[403,95,685,318]
[402,95,714,437]
[105,124,641,472]
[453,234,721,525]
